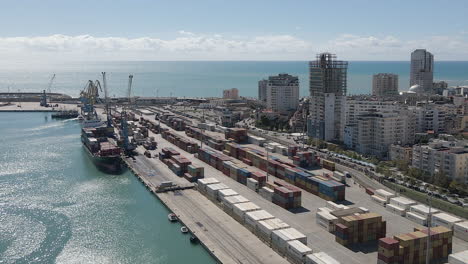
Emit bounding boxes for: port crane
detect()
[40,74,56,107]
[79,79,101,120]
[120,74,136,154]
[101,72,112,127]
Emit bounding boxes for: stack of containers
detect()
[294,170,312,190]
[205,183,229,201]
[287,145,298,158]
[272,183,302,209]
[453,221,468,242]
[159,147,180,160]
[308,176,346,202]
[170,155,191,173]
[251,171,267,187]
[217,188,238,202]
[371,189,396,206]
[237,167,251,185]
[225,128,248,143]
[232,202,260,222]
[293,151,316,168]
[377,226,452,264]
[221,195,249,214]
[334,213,386,247]
[406,204,439,226]
[197,178,220,194]
[286,240,313,264]
[271,227,308,255]
[256,218,290,243]
[244,210,275,231]
[166,159,182,176]
[185,165,204,182]
[247,135,266,146]
[386,196,416,216]
[321,159,336,171]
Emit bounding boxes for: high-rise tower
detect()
[410,49,434,93]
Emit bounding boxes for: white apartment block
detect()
[344,110,416,159]
[372,73,399,97]
[344,98,401,128]
[412,139,468,183]
[265,74,299,113]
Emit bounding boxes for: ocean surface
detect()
[0,61,467,98]
[0,112,216,264]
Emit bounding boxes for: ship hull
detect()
[83,145,125,174]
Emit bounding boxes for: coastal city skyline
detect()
[1,1,468,264]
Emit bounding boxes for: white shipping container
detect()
[358,207,370,213]
[245,210,274,231]
[454,221,468,242]
[318,207,334,214]
[332,171,345,183]
[222,195,249,212]
[406,211,427,226]
[316,211,338,232]
[389,197,416,210]
[448,250,468,264]
[431,213,462,229]
[205,183,229,200]
[375,189,396,202]
[257,218,290,242]
[305,252,340,264]
[271,228,307,255]
[197,178,220,193]
[371,195,387,206]
[386,203,406,216]
[247,178,259,192]
[277,145,288,156]
[218,188,238,201]
[325,201,341,210]
[286,240,313,264]
[259,187,274,201]
[410,204,439,218]
[232,202,260,223]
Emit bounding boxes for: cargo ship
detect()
[81,125,124,174]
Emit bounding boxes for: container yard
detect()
[117,107,468,264]
[378,226,453,264]
[334,212,387,247]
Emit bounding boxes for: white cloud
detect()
[0,32,312,61]
[0,32,467,61]
[324,34,468,60]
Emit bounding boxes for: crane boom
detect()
[47,74,56,93]
[127,74,133,104]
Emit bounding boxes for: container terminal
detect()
[2,88,468,264]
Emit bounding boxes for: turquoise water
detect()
[0,112,216,264]
[0,61,467,98]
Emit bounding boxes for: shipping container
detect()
[232,202,260,223]
[453,221,468,242]
[431,213,462,230]
[271,228,307,255]
[305,252,340,264]
[244,210,275,231]
[256,218,290,243]
[448,250,468,264]
[286,240,313,264]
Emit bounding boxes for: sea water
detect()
[0,112,216,264]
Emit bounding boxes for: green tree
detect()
[433,171,450,189]
[449,180,461,194]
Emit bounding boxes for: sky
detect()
[0,0,467,62]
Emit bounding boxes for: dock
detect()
[123,153,288,264]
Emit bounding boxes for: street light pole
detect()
[426,193,432,264]
[266,147,269,183]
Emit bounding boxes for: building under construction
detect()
[308,53,348,142]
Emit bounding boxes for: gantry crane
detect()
[40,74,56,107]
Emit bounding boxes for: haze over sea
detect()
[1,61,467,98]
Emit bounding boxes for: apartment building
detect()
[264,73,299,113]
[412,139,468,183]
